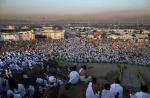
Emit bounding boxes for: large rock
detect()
[57,83,87,98]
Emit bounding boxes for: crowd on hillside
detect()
[0,46,64,98]
[0,37,150,98]
[0,51,150,98]
[0,37,150,65]
[0,40,52,54]
[1,60,150,98]
[47,37,150,65]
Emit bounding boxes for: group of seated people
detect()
[68,65,92,84]
[0,62,150,98]
[68,65,123,98]
[67,65,150,98]
[86,78,150,98]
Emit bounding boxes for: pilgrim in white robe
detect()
[0,59,4,68]
[27,85,35,97]
[101,89,113,98]
[79,68,92,82]
[36,78,44,85]
[110,83,123,98]
[7,89,14,98]
[18,83,26,97]
[130,92,150,98]
[86,82,100,98]
[48,76,63,87]
[68,71,79,84]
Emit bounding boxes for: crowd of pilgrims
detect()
[47,37,150,65]
[0,37,150,66]
[0,61,150,98]
[0,38,150,98]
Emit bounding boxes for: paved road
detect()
[121,68,141,88]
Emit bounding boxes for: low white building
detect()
[3,25,15,30]
[41,26,65,40]
[87,34,94,39]
[0,33,19,41]
[106,34,119,39]
[135,34,148,39]
[0,25,35,41]
[118,34,133,39]
[106,34,133,40]
[142,30,150,34]
[0,31,35,41]
[18,30,35,40]
[49,30,65,40]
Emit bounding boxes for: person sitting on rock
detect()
[47,72,63,87]
[79,65,92,83]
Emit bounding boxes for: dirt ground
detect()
[126,65,150,87]
[60,62,150,87]
[59,61,150,84]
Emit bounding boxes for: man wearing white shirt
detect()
[68,66,80,84]
[0,59,4,68]
[21,61,27,67]
[27,82,35,97]
[102,83,113,98]
[13,93,22,98]
[18,82,26,97]
[110,79,123,98]
[13,84,22,98]
[14,64,22,71]
[130,85,150,98]
[47,72,64,87]
[7,87,14,98]
[47,74,57,87]
[36,77,44,85]
[86,78,100,98]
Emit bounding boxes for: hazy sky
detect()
[0,0,150,20]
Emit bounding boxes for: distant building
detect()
[0,33,19,41]
[142,30,150,34]
[87,34,94,39]
[41,26,64,40]
[18,30,35,40]
[0,31,35,41]
[50,30,64,39]
[135,34,148,39]
[118,34,133,39]
[0,25,35,41]
[106,34,119,39]
[4,25,15,30]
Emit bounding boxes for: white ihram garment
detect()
[101,89,113,98]
[86,82,100,98]
[68,71,79,84]
[110,83,123,98]
[130,91,150,98]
